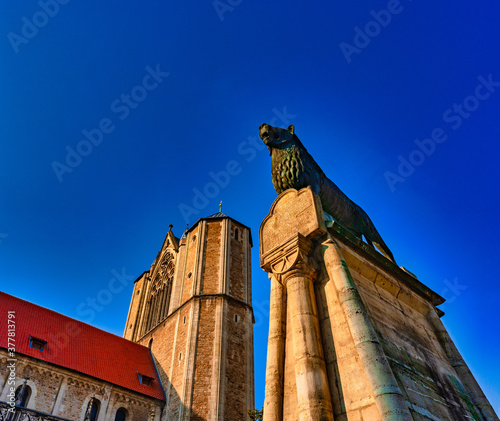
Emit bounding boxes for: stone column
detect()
[286,267,333,420]
[321,237,412,421]
[264,234,334,421]
[426,308,500,421]
[260,188,335,421]
[263,274,286,421]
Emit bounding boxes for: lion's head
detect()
[259,123,295,149]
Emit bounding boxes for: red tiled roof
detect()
[0,292,164,401]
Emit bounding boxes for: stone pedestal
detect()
[261,190,333,421]
[260,187,498,421]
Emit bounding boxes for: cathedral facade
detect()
[124,212,255,420]
[0,212,255,421]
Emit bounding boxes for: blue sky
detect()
[1,0,499,413]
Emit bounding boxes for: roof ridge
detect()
[0,291,164,400]
[0,291,148,350]
[206,211,229,218]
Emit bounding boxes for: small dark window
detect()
[183,316,186,324]
[138,373,154,386]
[179,352,182,361]
[235,314,238,323]
[187,271,192,278]
[29,336,46,351]
[235,229,239,240]
[15,385,31,407]
[114,408,128,421]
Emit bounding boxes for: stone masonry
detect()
[124,213,254,420]
[0,351,161,420]
[260,187,498,421]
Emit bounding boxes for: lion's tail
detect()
[364,215,396,263]
[372,237,396,263]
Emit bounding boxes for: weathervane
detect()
[219,201,223,213]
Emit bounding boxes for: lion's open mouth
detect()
[260,130,270,142]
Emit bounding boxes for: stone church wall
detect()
[0,351,162,421]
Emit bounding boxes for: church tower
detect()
[124,212,254,420]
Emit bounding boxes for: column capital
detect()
[261,234,317,282]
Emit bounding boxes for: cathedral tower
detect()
[124,212,254,420]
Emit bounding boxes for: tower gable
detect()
[123,214,255,419]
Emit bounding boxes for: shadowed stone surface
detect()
[260,187,498,421]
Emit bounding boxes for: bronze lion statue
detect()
[259,123,395,262]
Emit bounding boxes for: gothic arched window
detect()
[159,252,175,320]
[143,251,175,334]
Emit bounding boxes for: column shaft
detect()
[321,238,412,421]
[427,309,499,421]
[285,268,334,421]
[263,275,286,421]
